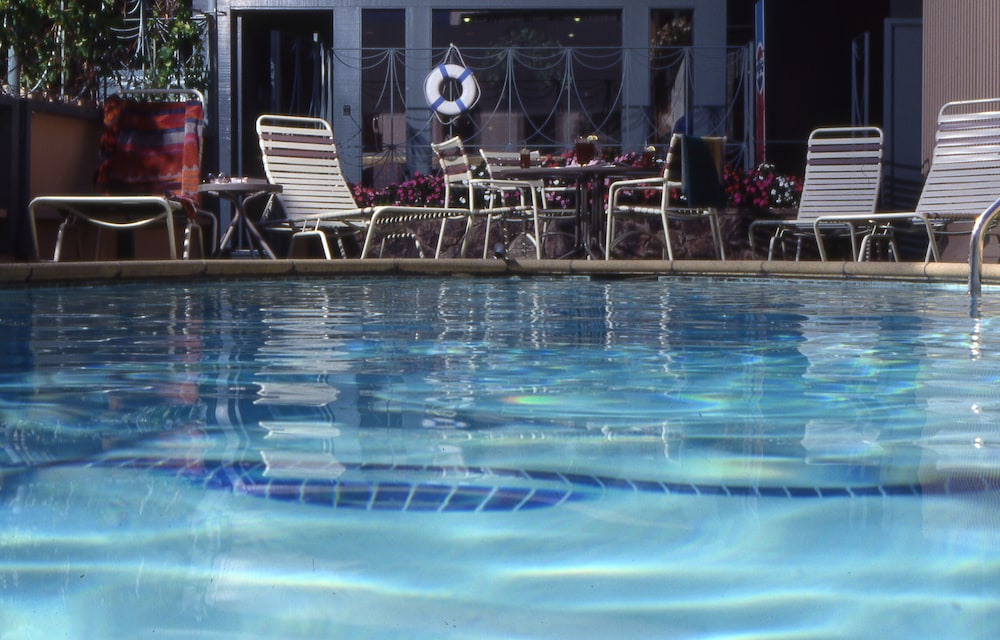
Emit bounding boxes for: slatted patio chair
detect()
[256,115,469,259]
[28,88,216,261]
[431,136,542,259]
[605,133,727,260]
[747,126,883,261]
[479,148,577,257]
[811,99,1000,262]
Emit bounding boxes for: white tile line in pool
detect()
[76,456,996,514]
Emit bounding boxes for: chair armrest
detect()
[608,177,668,209]
[610,176,669,190]
[470,178,541,210]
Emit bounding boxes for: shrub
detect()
[723,163,802,210]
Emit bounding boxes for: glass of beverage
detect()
[575,137,596,165]
[640,145,656,169]
[520,148,532,168]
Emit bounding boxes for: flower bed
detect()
[722,163,802,211]
[349,151,802,259]
[353,153,801,213]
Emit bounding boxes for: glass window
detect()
[362,10,407,187]
[433,10,621,49]
[650,10,693,144]
[431,10,622,152]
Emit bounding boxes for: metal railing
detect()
[967,195,1000,295]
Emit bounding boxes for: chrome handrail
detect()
[968,196,1000,295]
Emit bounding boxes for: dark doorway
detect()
[235,11,332,175]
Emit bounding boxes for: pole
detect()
[754,0,766,165]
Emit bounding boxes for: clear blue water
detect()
[1,276,998,639]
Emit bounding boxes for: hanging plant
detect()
[0,0,207,104]
[1,0,119,101]
[114,0,208,91]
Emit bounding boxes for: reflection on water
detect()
[0,277,998,638]
[3,277,998,510]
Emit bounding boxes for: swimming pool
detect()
[1,275,997,639]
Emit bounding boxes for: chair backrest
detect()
[431,136,476,208]
[916,98,1000,217]
[95,90,204,202]
[256,114,359,222]
[479,149,540,177]
[664,134,727,208]
[795,126,883,223]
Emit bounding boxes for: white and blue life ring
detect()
[424,63,479,117]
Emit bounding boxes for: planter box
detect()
[0,97,104,260]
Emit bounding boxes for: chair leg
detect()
[858,233,871,261]
[530,210,542,259]
[660,213,675,261]
[847,223,860,260]
[498,212,541,260]
[888,233,901,262]
[182,220,208,260]
[710,213,726,260]
[482,212,505,259]
[605,215,616,260]
[292,230,334,259]
[197,213,218,257]
[460,216,476,257]
[767,231,778,261]
[53,217,72,262]
[435,218,449,259]
[481,214,493,259]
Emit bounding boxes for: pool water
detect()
[1,276,997,639]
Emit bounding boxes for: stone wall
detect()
[353,209,776,260]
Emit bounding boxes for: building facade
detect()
[202,1,730,185]
[921,0,1000,162]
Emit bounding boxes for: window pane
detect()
[431,10,622,152]
[362,10,406,186]
[651,10,693,144]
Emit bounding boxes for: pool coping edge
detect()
[0,259,994,288]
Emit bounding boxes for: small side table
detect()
[198,178,282,259]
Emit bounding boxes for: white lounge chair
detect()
[605,133,727,260]
[256,115,469,259]
[812,99,1000,262]
[747,126,884,261]
[432,136,542,259]
[29,88,216,261]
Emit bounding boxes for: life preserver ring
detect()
[424,63,479,117]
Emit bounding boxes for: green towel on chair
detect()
[680,135,725,208]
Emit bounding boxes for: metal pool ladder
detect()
[968,196,1000,295]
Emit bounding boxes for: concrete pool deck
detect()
[2,259,999,290]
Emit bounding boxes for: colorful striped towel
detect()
[94,95,204,214]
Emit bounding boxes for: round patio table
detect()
[199,178,282,259]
